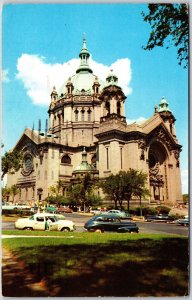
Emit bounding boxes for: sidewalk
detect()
[2,247,50,297]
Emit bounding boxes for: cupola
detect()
[106,69,119,86]
[50,86,58,102]
[66,77,73,94]
[76,33,93,74]
[73,147,95,176]
[158,96,171,113]
[93,76,100,94]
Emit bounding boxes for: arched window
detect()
[88,109,92,122]
[117,102,121,116]
[91,154,96,164]
[75,109,79,122]
[106,101,110,115]
[81,109,85,121]
[61,154,71,164]
[58,114,61,126]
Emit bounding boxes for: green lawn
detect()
[2,231,189,297]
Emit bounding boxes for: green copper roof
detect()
[59,35,104,96]
[158,96,171,113]
[73,147,95,173]
[105,69,120,88]
[76,33,92,74]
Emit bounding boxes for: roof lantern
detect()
[73,147,95,173]
[158,96,171,113]
[76,33,93,74]
[106,69,119,86]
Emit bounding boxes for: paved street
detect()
[2,213,189,236]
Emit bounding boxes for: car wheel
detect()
[94,228,103,233]
[23,227,33,231]
[61,227,70,232]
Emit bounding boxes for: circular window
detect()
[22,154,33,176]
[149,154,157,168]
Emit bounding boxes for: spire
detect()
[82,32,87,50]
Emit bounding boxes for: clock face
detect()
[22,154,33,176]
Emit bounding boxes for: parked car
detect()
[107,209,122,214]
[15,213,75,231]
[84,214,139,233]
[57,207,73,213]
[176,217,189,226]
[107,210,132,220]
[90,208,106,215]
[145,214,174,223]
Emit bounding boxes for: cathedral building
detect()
[7,36,182,207]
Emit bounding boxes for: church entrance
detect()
[148,141,168,204]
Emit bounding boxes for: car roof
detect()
[94,214,120,218]
[34,213,57,217]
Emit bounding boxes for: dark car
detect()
[145,214,174,223]
[84,214,139,233]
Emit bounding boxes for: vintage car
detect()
[15,213,75,231]
[176,217,189,226]
[84,214,139,233]
[145,214,174,223]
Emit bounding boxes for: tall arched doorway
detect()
[148,141,169,203]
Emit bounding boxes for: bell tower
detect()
[158,96,177,140]
[99,70,126,123]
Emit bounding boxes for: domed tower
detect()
[48,35,104,147]
[158,96,177,140]
[72,147,98,178]
[99,69,126,124]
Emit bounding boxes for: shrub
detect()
[2,209,33,217]
[156,205,171,214]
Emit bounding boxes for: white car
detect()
[15,213,75,232]
[107,210,122,214]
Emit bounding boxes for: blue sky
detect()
[2,4,188,193]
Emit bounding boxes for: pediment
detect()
[147,123,181,151]
[13,129,38,156]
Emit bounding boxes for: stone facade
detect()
[7,37,182,207]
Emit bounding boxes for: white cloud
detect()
[16,54,132,106]
[181,169,188,194]
[126,117,147,124]
[2,69,10,83]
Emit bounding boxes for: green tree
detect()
[48,180,65,197]
[100,174,120,209]
[101,169,150,211]
[1,150,23,180]
[68,173,96,211]
[124,169,150,212]
[10,184,19,203]
[87,192,102,208]
[182,194,188,205]
[142,4,189,68]
[2,186,11,202]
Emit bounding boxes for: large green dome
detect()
[59,36,104,96]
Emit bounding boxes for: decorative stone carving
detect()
[138,139,146,160]
[155,127,173,151]
[149,162,164,184]
[173,149,180,167]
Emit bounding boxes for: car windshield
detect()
[52,216,59,222]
